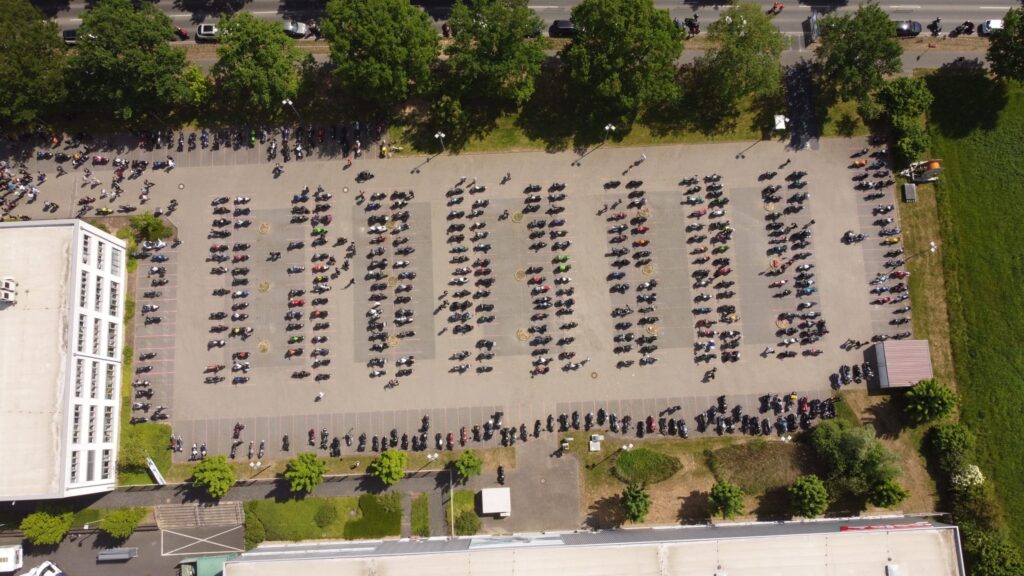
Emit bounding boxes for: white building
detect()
[0,220,126,501]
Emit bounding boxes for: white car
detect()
[142,239,166,251]
[25,562,65,576]
[283,20,309,38]
[979,19,1004,35]
[196,23,220,42]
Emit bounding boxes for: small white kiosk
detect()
[480,487,511,518]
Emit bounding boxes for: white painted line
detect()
[887,5,921,9]
[979,6,1011,9]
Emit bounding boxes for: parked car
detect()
[196,23,220,42]
[548,20,576,38]
[62,29,77,45]
[979,19,1004,35]
[283,20,309,38]
[893,20,922,37]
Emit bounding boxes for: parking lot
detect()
[11,137,905,461]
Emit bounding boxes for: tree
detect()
[439,0,548,146]
[370,449,408,486]
[868,479,909,508]
[20,505,73,545]
[903,378,958,425]
[211,13,303,121]
[926,423,976,474]
[962,527,1024,576]
[99,507,147,540]
[0,0,67,132]
[454,510,480,535]
[452,450,483,484]
[128,212,174,242]
[181,64,212,115]
[809,420,900,502]
[691,3,786,122]
[987,8,1024,82]
[285,452,327,495]
[894,123,930,166]
[951,464,986,493]
[621,483,652,523]
[707,480,745,520]
[67,0,189,125]
[789,475,830,518]
[878,77,933,121]
[561,0,683,141]
[192,456,236,500]
[815,2,902,101]
[322,0,438,118]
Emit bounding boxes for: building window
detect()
[86,450,95,482]
[88,406,97,443]
[94,275,103,312]
[92,318,101,355]
[70,451,80,483]
[90,361,99,399]
[111,248,122,276]
[105,364,115,400]
[75,359,84,398]
[81,235,90,265]
[77,314,87,352]
[72,405,82,443]
[106,322,117,358]
[96,241,105,272]
[103,407,113,442]
[101,449,112,480]
[79,271,89,307]
[108,282,120,316]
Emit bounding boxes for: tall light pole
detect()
[282,99,301,122]
[905,240,938,263]
[434,131,446,153]
[604,123,616,142]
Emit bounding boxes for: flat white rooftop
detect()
[225,520,963,576]
[0,221,75,499]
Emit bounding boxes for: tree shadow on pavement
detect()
[172,0,252,22]
[677,490,710,524]
[925,59,1007,139]
[584,495,625,529]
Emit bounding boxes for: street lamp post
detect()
[434,131,446,153]
[282,99,301,122]
[604,123,616,142]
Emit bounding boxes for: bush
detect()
[868,479,909,508]
[284,452,327,495]
[903,378,957,425]
[613,448,682,485]
[99,507,147,540]
[621,483,652,523]
[20,505,73,545]
[809,420,899,502]
[926,423,976,475]
[951,464,985,493]
[411,494,430,537]
[192,456,236,500]
[708,480,745,520]
[454,511,480,536]
[961,525,1024,576]
[789,475,829,518]
[243,502,266,550]
[453,450,483,483]
[314,502,338,528]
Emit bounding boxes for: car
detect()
[283,20,309,38]
[549,20,576,38]
[62,29,77,45]
[893,20,922,37]
[979,19,1004,35]
[196,23,220,42]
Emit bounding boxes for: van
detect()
[0,545,23,572]
[885,564,901,576]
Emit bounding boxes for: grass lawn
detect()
[613,448,682,485]
[411,493,430,537]
[343,493,403,539]
[246,496,360,543]
[445,490,477,529]
[117,342,172,486]
[926,73,1024,547]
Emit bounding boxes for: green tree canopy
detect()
[67,0,189,125]
[903,378,958,425]
[691,2,786,123]
[869,478,909,508]
[454,510,481,535]
[987,8,1024,82]
[561,0,683,141]
[20,505,73,546]
[99,507,147,540]
[621,483,652,523]
[370,449,408,486]
[452,450,483,484]
[810,420,900,502]
[815,2,902,102]
[211,13,303,121]
[322,0,438,118]
[927,423,977,475]
[708,480,745,520]
[285,452,328,495]
[789,475,830,518]
[878,76,934,121]
[0,0,67,132]
[192,456,236,500]
[129,212,174,242]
